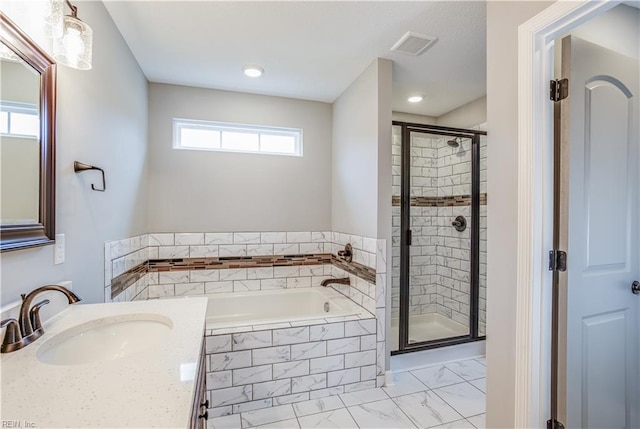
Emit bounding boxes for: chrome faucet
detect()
[1,285,81,353]
[321,278,350,287]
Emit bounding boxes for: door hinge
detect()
[407,229,412,246]
[547,418,565,429]
[550,79,569,102]
[549,250,567,272]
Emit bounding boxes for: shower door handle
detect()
[632,281,640,295]
[407,229,412,246]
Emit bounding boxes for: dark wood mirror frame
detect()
[0,13,56,252]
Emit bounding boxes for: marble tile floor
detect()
[208,357,486,429]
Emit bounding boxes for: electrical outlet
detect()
[54,233,65,265]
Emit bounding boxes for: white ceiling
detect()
[104,1,486,117]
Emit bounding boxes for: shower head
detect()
[447,137,460,148]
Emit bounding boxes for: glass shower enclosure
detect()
[391,122,487,353]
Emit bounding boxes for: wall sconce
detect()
[52,0,92,70]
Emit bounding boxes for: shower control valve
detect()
[337,243,353,263]
[452,215,467,232]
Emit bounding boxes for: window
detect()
[0,101,40,139]
[173,119,302,157]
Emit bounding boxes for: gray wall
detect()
[332,59,392,238]
[437,96,487,129]
[485,2,553,428]
[570,4,640,59]
[391,112,437,125]
[0,1,149,305]
[393,97,486,130]
[146,83,332,233]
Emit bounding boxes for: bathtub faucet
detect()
[321,278,350,287]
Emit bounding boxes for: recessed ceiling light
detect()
[408,95,424,103]
[243,65,264,78]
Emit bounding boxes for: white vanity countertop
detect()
[0,297,208,428]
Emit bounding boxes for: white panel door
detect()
[560,36,640,429]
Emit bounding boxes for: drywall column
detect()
[332,59,382,237]
[0,1,149,305]
[331,57,393,372]
[486,1,554,427]
[376,59,393,374]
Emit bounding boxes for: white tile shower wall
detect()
[479,134,487,336]
[390,126,487,333]
[204,317,378,417]
[437,138,472,198]
[435,206,471,325]
[391,128,440,319]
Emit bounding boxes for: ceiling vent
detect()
[390,31,438,56]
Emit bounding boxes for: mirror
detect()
[1,45,41,224]
[0,13,56,251]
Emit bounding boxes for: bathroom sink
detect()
[36,313,173,366]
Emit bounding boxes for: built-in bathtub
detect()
[177,286,379,416]
[203,287,364,329]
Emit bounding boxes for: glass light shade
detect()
[43,0,64,38]
[53,15,92,70]
[2,0,55,52]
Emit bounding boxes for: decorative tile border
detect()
[148,254,332,272]
[330,256,375,284]
[110,254,375,300]
[391,193,488,207]
[110,264,147,298]
[104,232,385,306]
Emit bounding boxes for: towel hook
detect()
[74,161,106,192]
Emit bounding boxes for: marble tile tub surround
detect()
[146,263,380,315]
[147,253,375,285]
[204,316,382,417]
[207,356,486,428]
[103,231,388,416]
[103,233,150,302]
[104,231,386,303]
[133,259,387,416]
